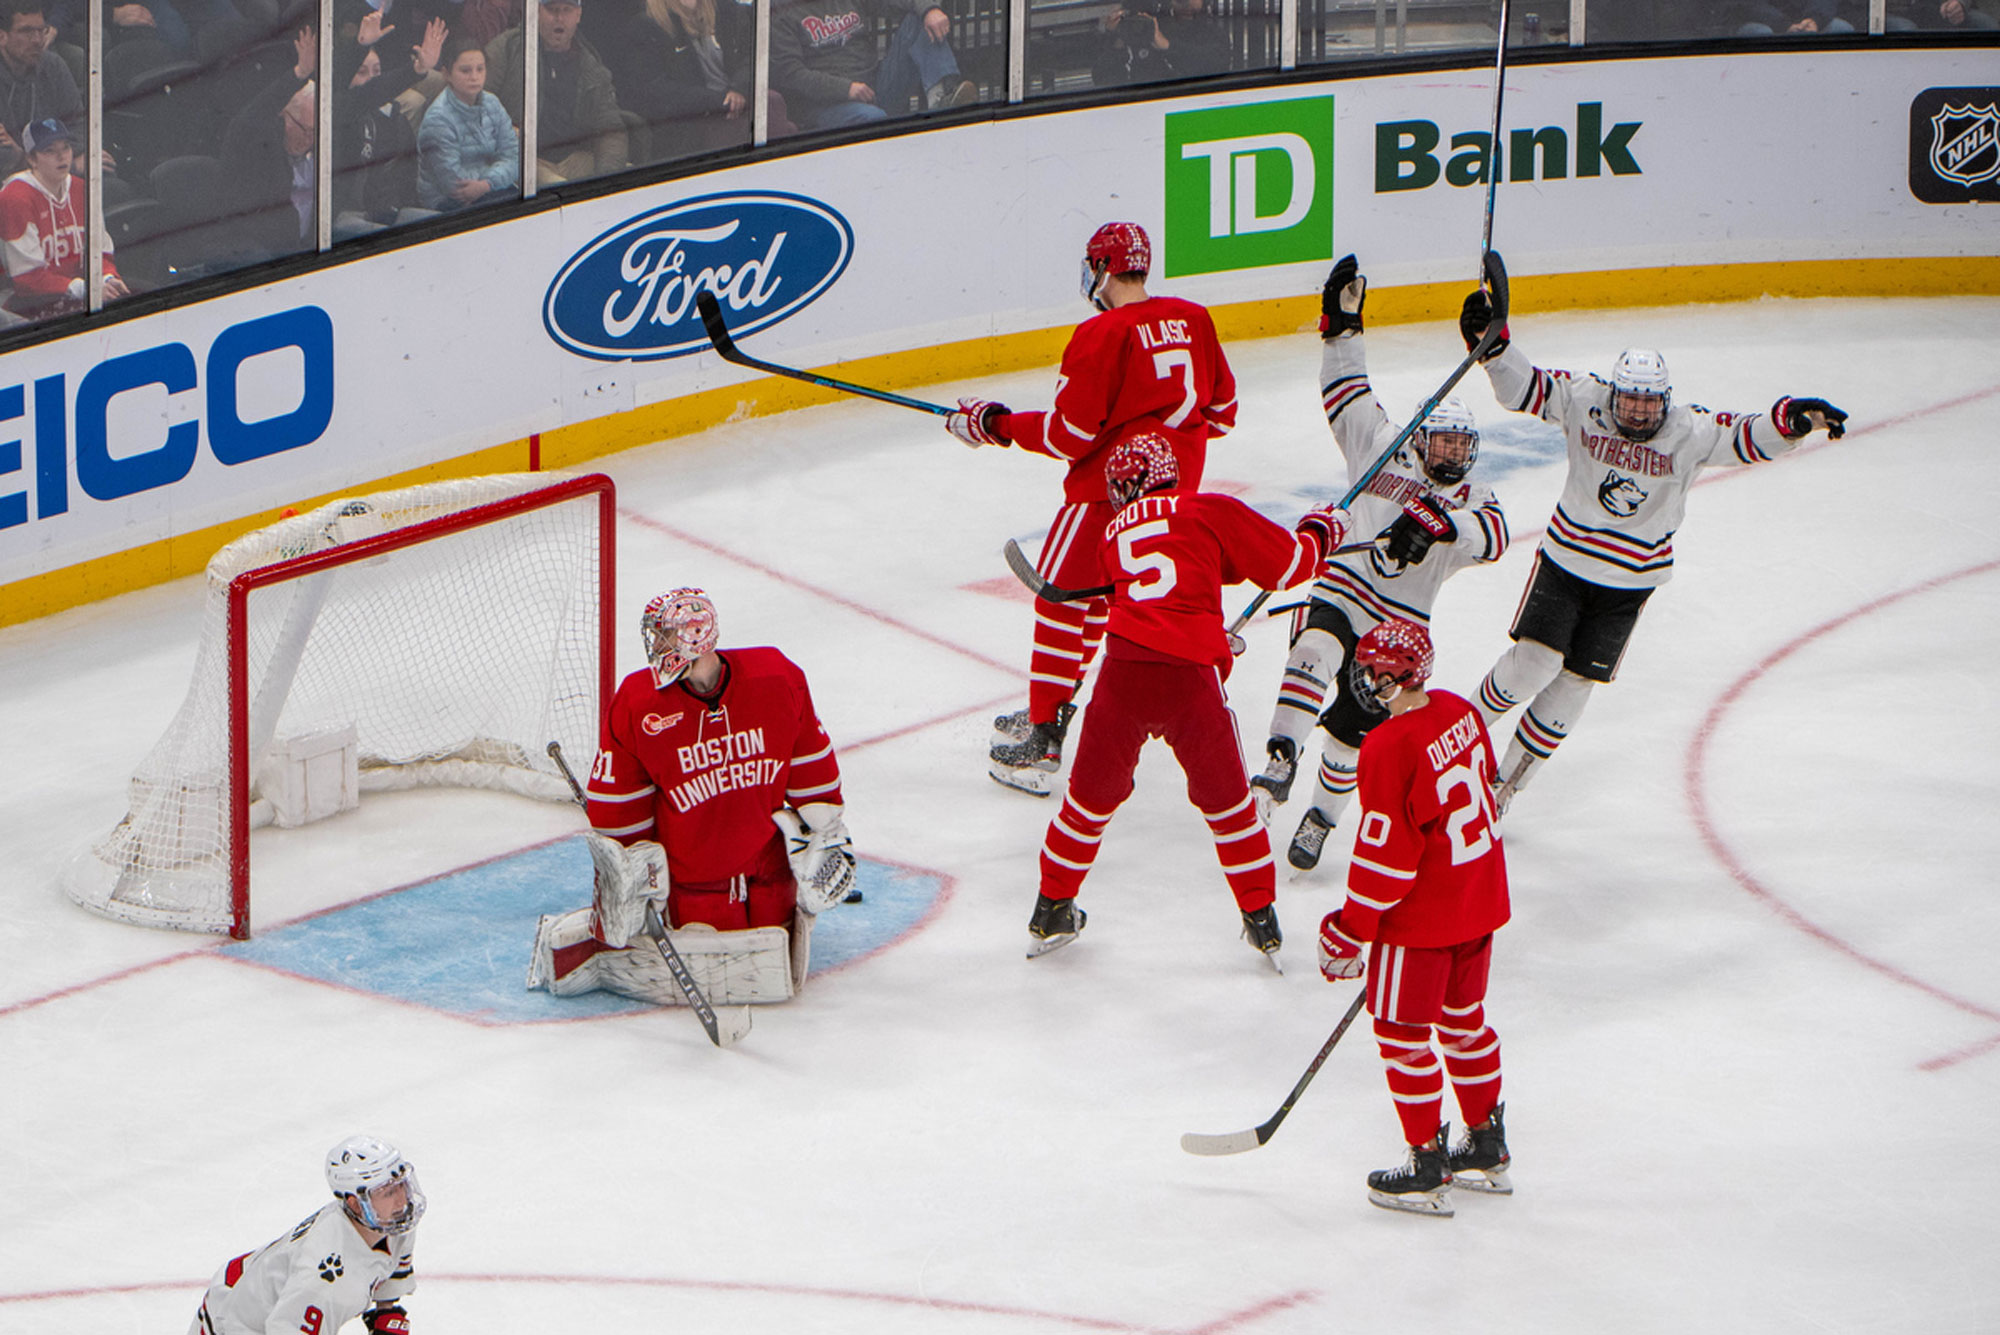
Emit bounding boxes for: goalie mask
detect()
[1105,432,1179,509]
[1081,221,1150,312]
[326,1135,426,1236]
[1416,396,1480,486]
[1609,348,1671,441]
[1348,618,1434,708]
[641,588,719,689]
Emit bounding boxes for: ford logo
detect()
[544,191,854,362]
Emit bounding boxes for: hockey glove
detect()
[1772,395,1848,440]
[1319,253,1365,339]
[1382,494,1457,566]
[1295,503,1352,563]
[947,397,1010,448]
[363,1306,411,1335]
[775,804,856,915]
[1459,288,1509,361]
[1317,912,1365,981]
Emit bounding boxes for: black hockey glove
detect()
[1773,395,1847,440]
[363,1305,410,1335]
[1319,253,1365,339]
[1382,494,1456,566]
[1459,288,1509,361]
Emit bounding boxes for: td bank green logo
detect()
[1164,97,1333,278]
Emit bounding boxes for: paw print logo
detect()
[319,1253,345,1283]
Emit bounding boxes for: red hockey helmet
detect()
[641,587,719,688]
[1105,432,1179,509]
[1349,617,1434,706]
[1081,222,1150,310]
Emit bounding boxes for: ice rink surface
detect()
[3,294,1997,1334]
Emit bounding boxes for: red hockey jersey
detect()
[1099,489,1324,673]
[1340,689,1510,948]
[997,296,1238,504]
[586,647,843,883]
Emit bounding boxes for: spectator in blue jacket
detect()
[416,33,519,209]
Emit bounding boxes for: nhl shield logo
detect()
[1930,101,2000,187]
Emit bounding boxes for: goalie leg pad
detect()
[587,833,668,948]
[527,907,611,996]
[566,924,799,1006]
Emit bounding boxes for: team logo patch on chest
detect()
[1598,470,1648,518]
[641,711,685,735]
[319,1254,344,1282]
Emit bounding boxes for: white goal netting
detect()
[59,472,613,937]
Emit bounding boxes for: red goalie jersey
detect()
[996,297,1238,504]
[586,647,843,883]
[1340,689,1511,948]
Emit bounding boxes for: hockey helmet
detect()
[1105,432,1179,509]
[326,1135,426,1236]
[1348,618,1434,707]
[1609,348,1671,441]
[641,587,720,689]
[1416,396,1480,486]
[1081,222,1150,311]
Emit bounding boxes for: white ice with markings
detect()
[3,295,1997,1334]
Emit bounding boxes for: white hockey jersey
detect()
[1309,332,1508,630]
[192,1203,416,1335]
[1484,341,1802,590]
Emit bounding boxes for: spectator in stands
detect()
[458,0,517,43]
[220,26,321,260]
[1092,0,1230,86]
[0,0,84,178]
[610,0,792,162]
[769,0,976,133]
[1887,0,1997,26]
[484,0,626,183]
[0,116,127,316]
[333,11,446,230]
[102,0,192,55]
[417,34,520,210]
[1730,0,1857,32]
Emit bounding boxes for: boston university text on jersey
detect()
[666,725,783,814]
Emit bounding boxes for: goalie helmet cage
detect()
[58,473,617,940]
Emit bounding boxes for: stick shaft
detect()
[696,291,953,417]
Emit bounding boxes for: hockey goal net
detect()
[59,472,615,939]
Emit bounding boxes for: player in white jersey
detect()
[192,1136,422,1335]
[1457,288,1848,811]
[1250,255,1509,873]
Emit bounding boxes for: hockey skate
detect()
[989,704,1076,797]
[1367,1126,1454,1218]
[1240,904,1283,974]
[1248,738,1297,826]
[1287,807,1334,871]
[1447,1104,1512,1195]
[993,700,1074,747]
[1026,893,1086,957]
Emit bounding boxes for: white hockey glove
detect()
[947,397,1010,448]
[585,832,668,948]
[1317,911,1366,982]
[774,803,856,915]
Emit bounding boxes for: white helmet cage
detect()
[641,588,720,689]
[326,1135,426,1236]
[1416,395,1480,485]
[1609,348,1671,440]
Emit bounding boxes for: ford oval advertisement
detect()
[544,191,855,362]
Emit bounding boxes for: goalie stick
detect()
[695,290,954,418]
[546,741,753,1049]
[1004,537,1382,605]
[1225,249,1511,642]
[1180,986,1368,1156]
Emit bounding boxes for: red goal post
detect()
[59,473,616,939]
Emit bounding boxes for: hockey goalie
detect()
[527,587,856,1006]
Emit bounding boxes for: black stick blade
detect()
[694,290,744,362]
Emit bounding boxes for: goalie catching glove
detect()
[1319,253,1365,339]
[1318,912,1365,981]
[947,398,1011,448]
[773,803,856,914]
[1771,395,1848,440]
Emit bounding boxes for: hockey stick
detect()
[1179,986,1368,1156]
[1225,249,1511,642]
[695,290,954,417]
[1480,0,1513,274]
[547,740,752,1049]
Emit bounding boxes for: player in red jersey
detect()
[947,221,1240,796]
[1025,434,1349,970]
[526,588,854,1007]
[1317,618,1512,1218]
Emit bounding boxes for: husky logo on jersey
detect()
[318,1254,344,1282]
[544,192,854,361]
[1910,88,2000,203]
[1597,470,1647,518]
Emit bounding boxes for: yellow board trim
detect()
[8,255,1997,628]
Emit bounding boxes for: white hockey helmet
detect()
[640,587,719,689]
[326,1135,426,1236]
[1609,348,1671,440]
[1415,395,1479,486]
